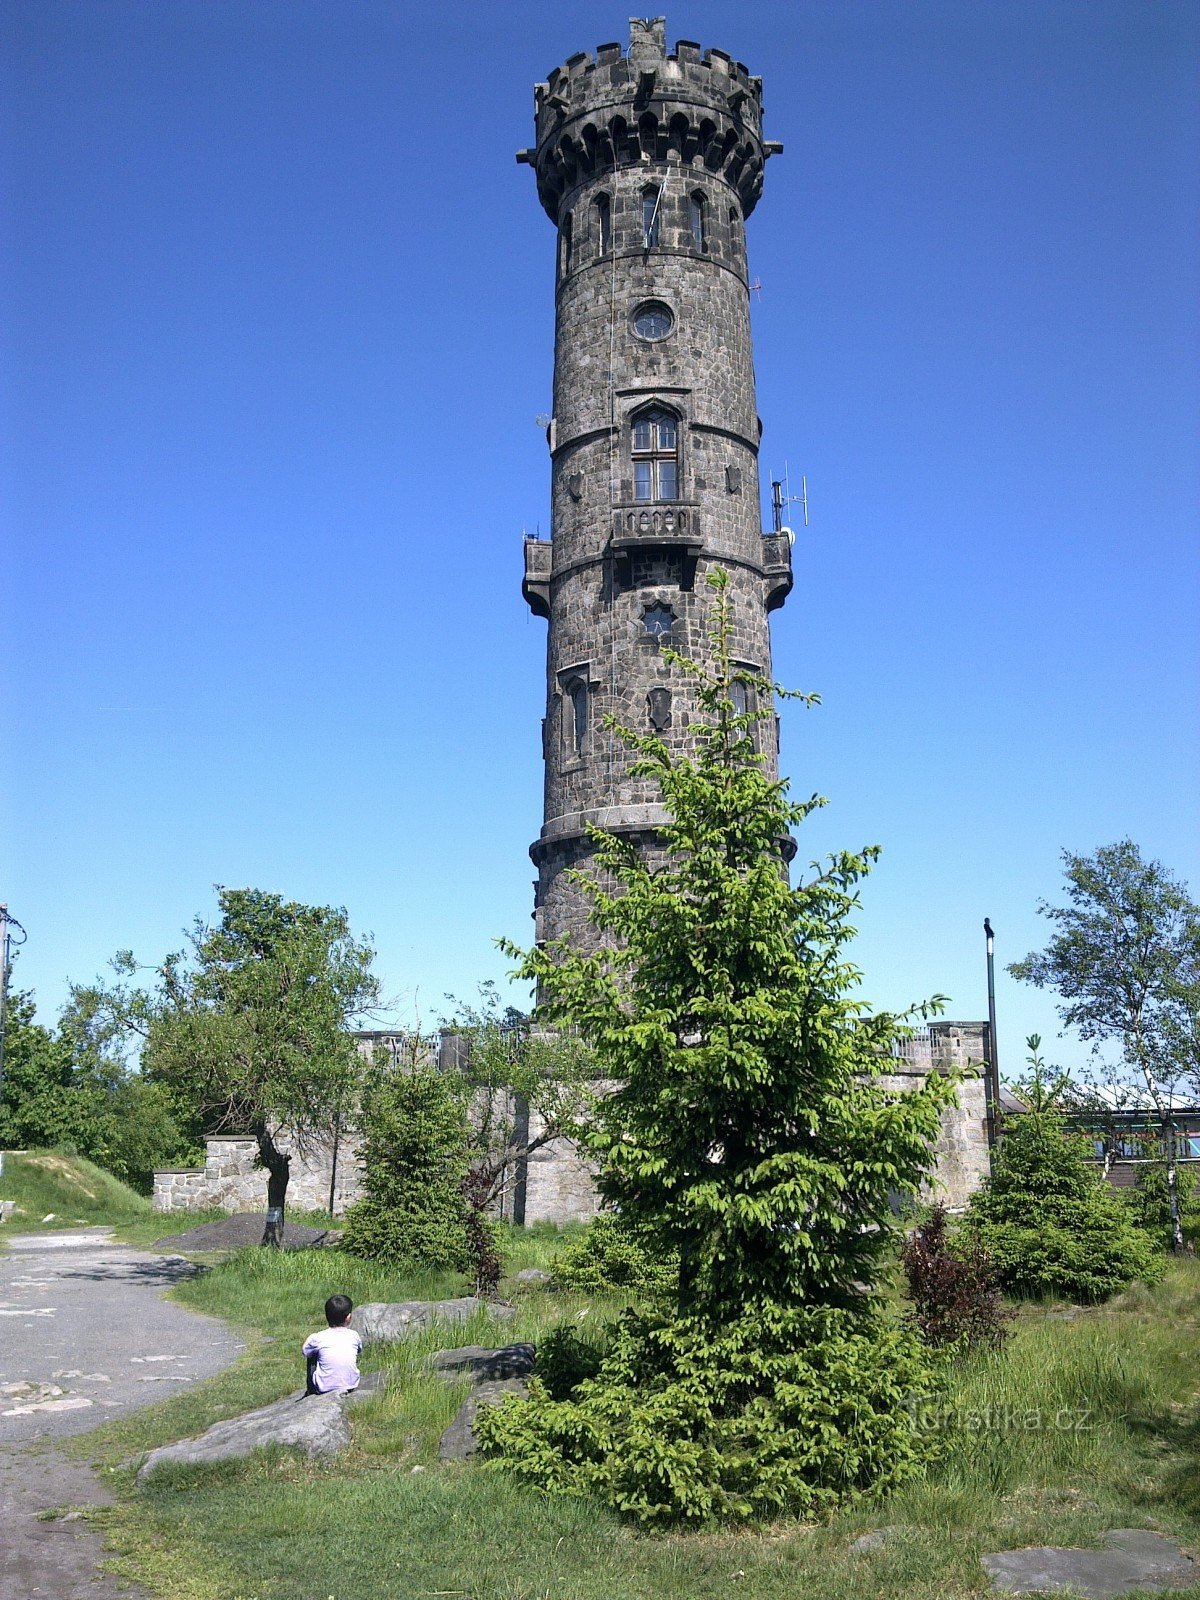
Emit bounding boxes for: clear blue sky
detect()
[3,0,1197,1078]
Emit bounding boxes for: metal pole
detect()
[0,905,9,1180]
[984,917,1000,1149]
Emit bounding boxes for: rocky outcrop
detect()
[428,1344,536,1383]
[982,1529,1196,1596]
[438,1379,528,1461]
[355,1298,514,1345]
[136,1372,384,1485]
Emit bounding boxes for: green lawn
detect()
[68,1236,1200,1600]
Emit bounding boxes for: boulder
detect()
[428,1344,536,1382]
[137,1371,385,1485]
[437,1378,527,1461]
[982,1529,1197,1596]
[849,1527,905,1555]
[513,1267,552,1288]
[355,1298,514,1346]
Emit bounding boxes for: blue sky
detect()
[3,0,1197,1079]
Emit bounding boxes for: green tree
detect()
[479,570,955,1525]
[0,989,92,1151]
[967,1106,1160,1301]
[1010,841,1199,1252]
[341,1040,472,1273]
[79,888,380,1242]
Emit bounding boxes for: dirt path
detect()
[0,1228,243,1599]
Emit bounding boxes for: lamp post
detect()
[983,917,1000,1149]
[0,904,29,1179]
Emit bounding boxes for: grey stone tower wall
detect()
[520,19,791,948]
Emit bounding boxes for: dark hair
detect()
[324,1293,353,1326]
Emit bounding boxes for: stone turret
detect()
[519,18,791,950]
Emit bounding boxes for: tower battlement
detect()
[519,19,781,224]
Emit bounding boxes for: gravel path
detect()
[154,1214,338,1252]
[0,1228,243,1599]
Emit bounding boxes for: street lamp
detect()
[983,917,1000,1149]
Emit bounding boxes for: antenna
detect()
[751,277,762,301]
[534,413,551,429]
[782,461,809,529]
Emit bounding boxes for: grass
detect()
[0,1149,154,1232]
[67,1234,1200,1600]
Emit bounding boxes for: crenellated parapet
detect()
[517,18,782,223]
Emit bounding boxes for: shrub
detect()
[901,1205,1011,1351]
[551,1211,676,1295]
[477,1302,943,1526]
[968,1112,1162,1301]
[534,1324,609,1400]
[342,1063,470,1271]
[463,1167,503,1297]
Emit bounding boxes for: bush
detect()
[342,1064,470,1272]
[551,1211,676,1295]
[968,1112,1162,1301]
[901,1205,1011,1351]
[476,1301,943,1526]
[534,1324,609,1400]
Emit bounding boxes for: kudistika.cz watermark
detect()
[907,1400,1095,1434]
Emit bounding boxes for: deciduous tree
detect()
[78,888,380,1243]
[1010,841,1199,1252]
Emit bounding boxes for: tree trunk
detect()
[254,1122,291,1248]
[1162,1118,1185,1255]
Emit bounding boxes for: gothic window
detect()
[642,184,662,248]
[643,604,674,638]
[559,211,573,278]
[567,679,588,753]
[593,193,611,256]
[648,687,672,731]
[689,191,707,249]
[632,300,673,340]
[632,407,678,502]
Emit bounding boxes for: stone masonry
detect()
[520,17,791,949]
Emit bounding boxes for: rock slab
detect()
[983,1529,1197,1596]
[355,1298,514,1345]
[137,1371,385,1485]
[429,1344,537,1382]
[438,1379,528,1461]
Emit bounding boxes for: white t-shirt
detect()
[301,1324,362,1393]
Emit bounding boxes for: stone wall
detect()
[152,1130,364,1217]
[510,1023,994,1223]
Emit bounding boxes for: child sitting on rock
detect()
[302,1294,361,1395]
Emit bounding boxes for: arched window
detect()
[689,191,706,250]
[642,184,662,249]
[593,193,611,256]
[730,680,751,717]
[729,205,742,252]
[568,679,588,752]
[559,211,573,278]
[632,407,678,502]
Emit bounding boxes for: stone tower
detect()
[519,17,792,950]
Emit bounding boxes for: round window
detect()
[632,301,674,341]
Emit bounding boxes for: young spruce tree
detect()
[478,570,956,1525]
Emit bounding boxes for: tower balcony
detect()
[522,535,552,618]
[761,530,793,612]
[609,503,702,554]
